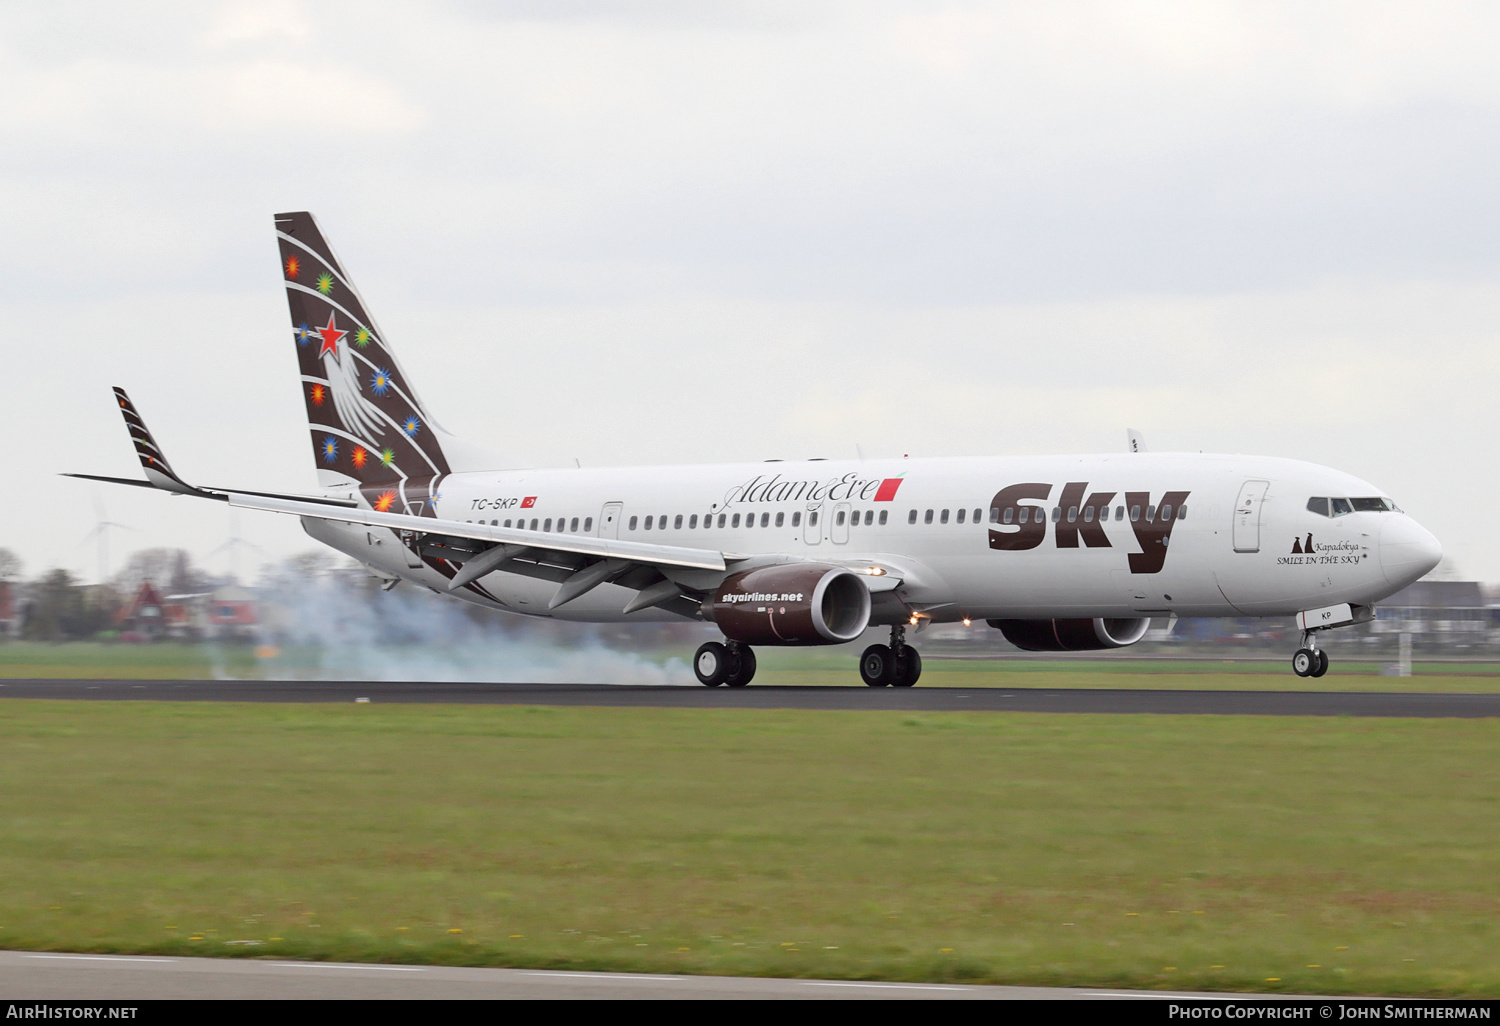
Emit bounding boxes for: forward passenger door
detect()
[1232,481,1270,553]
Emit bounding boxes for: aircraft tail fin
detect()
[276,211,479,490]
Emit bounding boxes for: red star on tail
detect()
[317,312,346,360]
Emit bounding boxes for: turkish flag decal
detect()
[520,496,537,508]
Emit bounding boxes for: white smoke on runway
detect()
[224,555,701,685]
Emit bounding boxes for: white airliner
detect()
[69,212,1443,687]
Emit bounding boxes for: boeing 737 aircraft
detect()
[68,212,1443,686]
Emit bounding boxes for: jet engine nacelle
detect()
[707,564,872,646]
[988,617,1151,652]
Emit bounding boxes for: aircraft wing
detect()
[227,492,726,572]
[64,387,358,508]
[63,472,361,509]
[68,387,732,614]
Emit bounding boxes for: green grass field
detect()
[3,641,1499,692]
[0,698,1496,996]
[0,642,258,680]
[749,648,1500,691]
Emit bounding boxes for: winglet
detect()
[66,388,360,508]
[111,386,206,496]
[1126,428,1147,454]
[67,390,366,510]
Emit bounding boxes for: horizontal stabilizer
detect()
[62,473,174,493]
[63,472,358,509]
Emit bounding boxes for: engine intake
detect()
[708,564,872,645]
[988,617,1151,652]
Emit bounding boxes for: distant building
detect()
[208,585,257,638]
[0,581,19,639]
[918,578,1499,658]
[118,582,165,641]
[160,586,258,641]
[161,592,209,639]
[1372,581,1491,638]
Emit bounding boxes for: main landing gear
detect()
[695,628,924,689]
[694,640,757,687]
[1292,632,1330,678]
[859,625,922,688]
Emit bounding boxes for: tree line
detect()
[0,547,222,642]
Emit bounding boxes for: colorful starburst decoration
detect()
[351,446,368,469]
[353,327,372,348]
[294,323,313,346]
[309,383,326,406]
[321,435,339,463]
[285,256,300,279]
[374,490,397,513]
[315,272,334,295]
[370,368,393,397]
[379,448,396,468]
[401,414,420,438]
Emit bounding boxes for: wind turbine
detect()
[79,489,135,584]
[208,508,272,583]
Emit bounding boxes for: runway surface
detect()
[1,678,1497,716]
[0,950,1320,1000]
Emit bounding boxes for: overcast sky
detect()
[3,0,1497,584]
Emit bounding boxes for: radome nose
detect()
[1380,515,1442,588]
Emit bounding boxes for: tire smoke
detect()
[222,557,699,684]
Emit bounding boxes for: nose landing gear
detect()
[860,625,922,687]
[1292,633,1330,678]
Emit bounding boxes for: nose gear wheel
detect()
[1291,631,1331,678]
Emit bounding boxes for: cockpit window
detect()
[1310,496,1397,517]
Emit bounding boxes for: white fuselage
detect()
[304,452,1441,626]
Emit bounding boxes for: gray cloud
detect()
[3,0,1498,581]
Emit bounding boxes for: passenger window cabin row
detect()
[467,504,1188,535]
[467,516,594,532]
[628,510,828,531]
[986,503,1185,525]
[625,509,900,531]
[910,508,986,525]
[910,504,1186,526]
